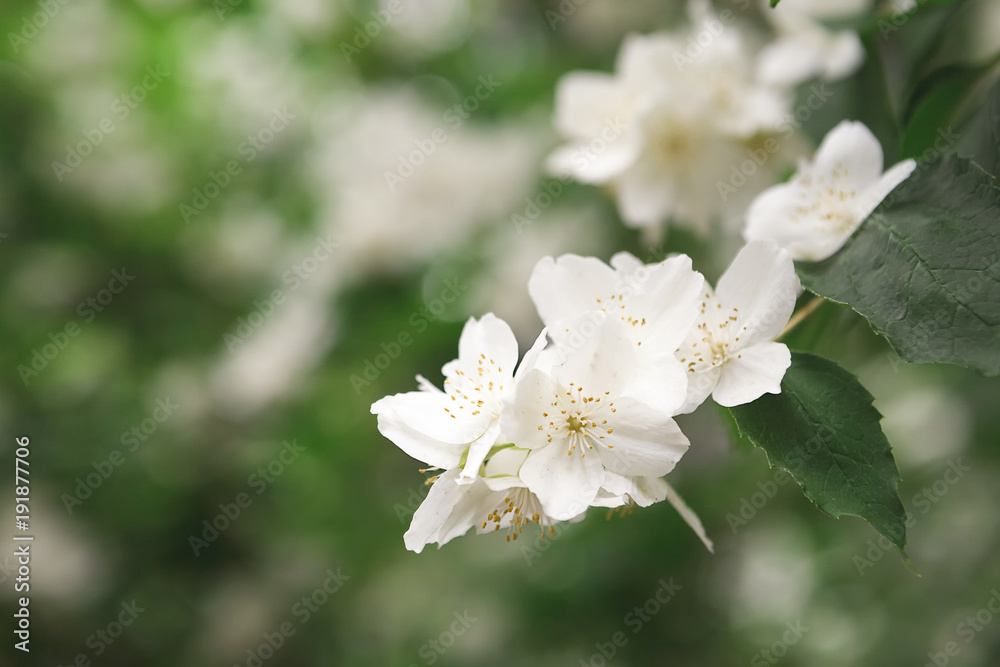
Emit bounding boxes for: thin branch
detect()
[776,296,825,342]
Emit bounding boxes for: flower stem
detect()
[777,295,826,342]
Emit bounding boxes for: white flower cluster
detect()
[372,0,917,557]
[373,240,800,552]
[548,0,872,234]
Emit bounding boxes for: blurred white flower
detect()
[383,0,474,56]
[309,88,543,278]
[744,120,915,261]
[210,293,335,417]
[757,0,869,86]
[502,318,690,520]
[676,240,798,413]
[373,314,546,483]
[548,1,791,233]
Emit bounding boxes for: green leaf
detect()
[729,352,909,554]
[967,77,1000,178]
[901,60,1000,160]
[770,0,781,6]
[798,154,1000,376]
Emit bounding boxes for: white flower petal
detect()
[631,255,704,354]
[519,439,604,521]
[599,472,668,508]
[822,31,865,81]
[445,313,518,380]
[664,481,714,552]
[712,342,791,407]
[415,374,442,393]
[457,421,503,484]
[609,251,644,274]
[528,254,618,330]
[615,156,679,229]
[500,368,558,449]
[855,157,916,222]
[757,36,828,87]
[514,328,551,381]
[374,390,491,445]
[677,364,722,415]
[545,138,639,183]
[744,182,827,259]
[552,315,634,397]
[623,350,689,416]
[599,397,689,477]
[813,121,885,192]
[553,71,630,139]
[715,240,799,347]
[372,410,465,469]
[483,446,529,478]
[404,470,479,552]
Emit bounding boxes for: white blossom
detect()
[371,314,546,482]
[403,448,575,553]
[502,318,690,520]
[547,0,791,233]
[528,252,704,414]
[744,120,916,261]
[757,0,869,87]
[677,240,799,412]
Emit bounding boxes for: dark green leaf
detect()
[966,76,1000,178]
[798,154,1000,375]
[901,60,999,159]
[729,352,909,554]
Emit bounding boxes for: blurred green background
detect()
[2,0,1000,665]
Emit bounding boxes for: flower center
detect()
[535,382,616,457]
[680,295,743,373]
[790,163,860,235]
[442,354,506,421]
[480,489,550,542]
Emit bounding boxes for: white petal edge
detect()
[712,342,791,408]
